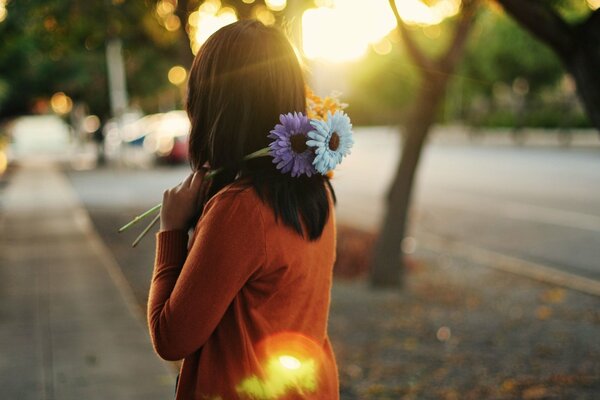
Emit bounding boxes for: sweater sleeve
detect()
[147,190,266,361]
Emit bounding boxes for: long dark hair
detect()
[186,19,336,240]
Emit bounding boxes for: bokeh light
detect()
[82,115,101,133]
[188,0,238,54]
[436,326,452,342]
[265,0,286,12]
[252,5,276,26]
[168,65,187,85]
[302,0,462,62]
[156,1,174,17]
[0,150,7,175]
[164,14,181,31]
[372,38,393,56]
[50,92,73,115]
[401,236,417,254]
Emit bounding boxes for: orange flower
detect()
[306,86,348,121]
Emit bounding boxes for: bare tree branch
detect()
[388,0,434,72]
[437,0,477,72]
[495,0,573,59]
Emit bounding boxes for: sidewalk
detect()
[0,161,175,400]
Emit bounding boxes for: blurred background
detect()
[0,1,599,399]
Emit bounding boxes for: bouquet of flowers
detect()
[119,88,353,247]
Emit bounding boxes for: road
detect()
[68,127,600,281]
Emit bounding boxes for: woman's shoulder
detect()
[204,178,263,218]
[209,178,256,203]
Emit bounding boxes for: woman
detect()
[147,20,340,399]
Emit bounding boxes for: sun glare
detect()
[302,0,461,62]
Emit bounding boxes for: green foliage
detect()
[460,9,563,98]
[549,0,592,22]
[345,16,468,125]
[472,105,591,129]
[0,0,184,118]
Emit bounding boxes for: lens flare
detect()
[279,355,301,370]
[236,332,326,400]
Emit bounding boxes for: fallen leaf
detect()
[535,305,552,320]
[541,288,566,304]
[501,378,517,393]
[522,385,549,399]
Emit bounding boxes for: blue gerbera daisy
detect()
[306,110,354,174]
[267,112,317,177]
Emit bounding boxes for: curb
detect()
[420,232,600,298]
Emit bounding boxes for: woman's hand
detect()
[160,170,206,232]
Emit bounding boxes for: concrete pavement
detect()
[0,161,175,400]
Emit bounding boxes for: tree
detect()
[370,0,478,287]
[0,0,312,119]
[370,0,599,288]
[495,0,600,132]
[0,0,187,118]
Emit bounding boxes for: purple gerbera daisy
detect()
[267,112,317,177]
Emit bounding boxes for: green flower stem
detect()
[244,146,271,160]
[119,146,272,246]
[132,213,161,248]
[118,202,162,232]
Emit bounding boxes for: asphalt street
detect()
[68,127,600,281]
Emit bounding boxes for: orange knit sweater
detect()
[148,180,339,400]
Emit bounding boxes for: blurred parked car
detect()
[142,110,190,164]
[105,110,189,166]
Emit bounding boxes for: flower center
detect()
[290,133,308,153]
[328,132,340,151]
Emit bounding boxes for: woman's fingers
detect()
[181,172,195,189]
[190,170,205,191]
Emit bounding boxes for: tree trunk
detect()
[564,13,600,130]
[370,74,448,287]
[370,1,477,288]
